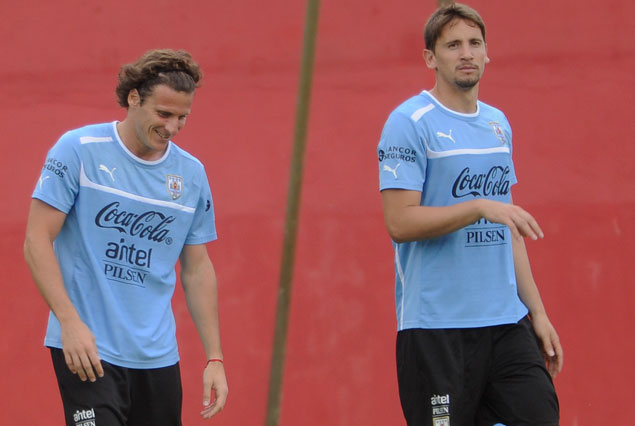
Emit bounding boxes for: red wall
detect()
[1,1,633,424]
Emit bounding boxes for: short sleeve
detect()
[184,168,217,245]
[32,131,81,213]
[500,113,517,186]
[377,110,427,192]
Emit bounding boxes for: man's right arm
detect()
[381,189,544,243]
[24,198,104,382]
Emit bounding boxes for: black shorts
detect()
[396,317,559,426]
[50,347,182,426]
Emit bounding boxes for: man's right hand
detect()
[60,319,104,382]
[477,198,544,241]
[25,199,105,382]
[381,190,544,243]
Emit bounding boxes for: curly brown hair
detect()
[115,49,203,108]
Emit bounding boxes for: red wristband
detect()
[206,358,224,367]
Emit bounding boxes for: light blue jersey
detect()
[378,91,528,330]
[33,122,217,368]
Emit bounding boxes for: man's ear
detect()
[423,48,436,70]
[128,89,141,107]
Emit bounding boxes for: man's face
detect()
[424,18,488,90]
[126,84,194,160]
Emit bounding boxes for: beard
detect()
[455,75,480,89]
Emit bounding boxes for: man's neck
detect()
[116,120,135,152]
[428,83,479,114]
[116,119,165,161]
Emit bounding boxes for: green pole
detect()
[265,1,320,425]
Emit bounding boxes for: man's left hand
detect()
[530,313,564,378]
[201,361,228,419]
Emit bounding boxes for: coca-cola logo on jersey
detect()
[95,202,175,243]
[452,166,511,198]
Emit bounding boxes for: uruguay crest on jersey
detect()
[488,121,507,145]
[166,174,184,199]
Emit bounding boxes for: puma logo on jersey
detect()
[38,175,50,189]
[383,163,401,179]
[436,130,455,143]
[99,164,117,181]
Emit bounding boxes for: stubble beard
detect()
[455,76,480,90]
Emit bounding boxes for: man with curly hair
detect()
[24,49,227,425]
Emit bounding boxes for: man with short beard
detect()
[377,4,562,425]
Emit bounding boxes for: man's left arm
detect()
[179,243,228,419]
[511,198,563,378]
